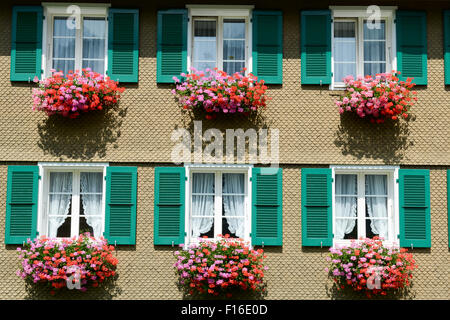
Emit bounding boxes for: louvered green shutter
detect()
[104,167,137,245]
[10,6,43,82]
[252,11,283,84]
[444,11,450,85]
[301,168,332,246]
[251,167,282,246]
[300,10,331,85]
[396,11,427,85]
[5,166,39,244]
[157,9,187,83]
[107,9,139,83]
[398,169,431,248]
[154,167,185,245]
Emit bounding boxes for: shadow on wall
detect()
[23,277,122,300]
[325,281,416,300]
[36,105,127,160]
[334,112,415,164]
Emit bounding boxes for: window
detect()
[43,5,109,76]
[187,6,252,75]
[38,163,108,239]
[331,166,398,246]
[330,7,396,88]
[186,165,251,244]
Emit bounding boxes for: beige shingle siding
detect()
[0,0,449,299]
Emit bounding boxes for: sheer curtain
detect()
[191,173,215,238]
[333,21,357,82]
[80,172,103,238]
[365,175,388,239]
[82,17,106,74]
[363,20,386,76]
[48,172,73,237]
[193,19,217,72]
[222,173,245,238]
[52,17,76,74]
[223,19,246,74]
[335,174,357,239]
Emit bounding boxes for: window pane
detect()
[335,174,357,240]
[223,62,245,75]
[223,40,245,61]
[191,173,215,238]
[193,19,217,72]
[222,217,244,238]
[79,216,94,235]
[49,172,73,193]
[365,175,387,195]
[53,17,76,74]
[365,174,388,240]
[82,18,106,74]
[54,216,72,238]
[363,20,385,40]
[223,19,245,75]
[223,19,245,39]
[363,20,386,76]
[333,21,356,82]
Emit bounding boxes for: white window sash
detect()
[187,6,253,75]
[330,165,399,247]
[184,164,252,245]
[330,6,397,90]
[37,163,108,239]
[42,4,110,78]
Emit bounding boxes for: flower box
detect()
[335,72,417,123]
[174,235,267,297]
[32,69,125,119]
[16,233,118,294]
[326,237,417,298]
[172,68,269,120]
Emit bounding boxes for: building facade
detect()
[0,0,449,299]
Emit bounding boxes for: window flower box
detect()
[16,233,118,294]
[174,235,267,297]
[335,72,417,124]
[171,68,269,120]
[32,69,125,119]
[326,237,417,298]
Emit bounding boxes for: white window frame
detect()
[37,162,109,239]
[186,5,254,75]
[330,165,400,248]
[329,6,397,90]
[184,164,252,245]
[42,3,110,78]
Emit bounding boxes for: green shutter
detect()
[5,166,39,244]
[107,9,139,83]
[396,11,427,85]
[444,11,450,85]
[157,9,188,83]
[104,167,137,245]
[10,6,43,82]
[398,169,431,248]
[300,10,331,85]
[154,167,185,245]
[252,11,283,84]
[251,167,282,246]
[301,168,332,247]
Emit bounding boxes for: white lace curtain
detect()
[191,173,215,238]
[80,172,103,237]
[222,173,245,238]
[335,174,357,239]
[48,172,72,237]
[365,175,388,239]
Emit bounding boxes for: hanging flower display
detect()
[174,235,267,297]
[16,233,118,294]
[326,237,417,298]
[335,72,417,123]
[171,68,270,120]
[32,69,125,118]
